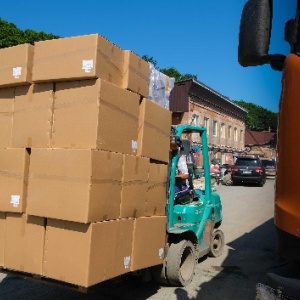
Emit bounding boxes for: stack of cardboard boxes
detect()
[0,33,174,287]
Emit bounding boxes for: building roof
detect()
[245,129,277,146]
[169,78,247,119]
[190,79,247,113]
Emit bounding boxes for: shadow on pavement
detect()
[193,218,277,300]
[0,272,161,300]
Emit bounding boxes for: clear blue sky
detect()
[0,0,296,112]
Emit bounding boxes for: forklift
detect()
[153,124,224,286]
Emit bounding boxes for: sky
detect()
[0,0,297,112]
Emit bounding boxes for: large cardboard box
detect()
[120,155,149,218]
[137,98,172,163]
[0,88,14,148]
[123,50,150,98]
[11,83,54,148]
[0,44,34,88]
[43,218,134,287]
[4,213,45,275]
[145,162,168,216]
[131,216,167,271]
[27,148,123,223]
[0,212,5,266]
[0,148,30,213]
[32,34,124,87]
[52,79,140,154]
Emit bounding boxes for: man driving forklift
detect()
[174,139,195,204]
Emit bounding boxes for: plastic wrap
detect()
[148,63,175,109]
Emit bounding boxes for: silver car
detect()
[260,158,276,179]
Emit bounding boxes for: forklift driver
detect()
[174,140,193,204]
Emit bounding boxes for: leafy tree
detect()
[0,19,25,48]
[179,73,198,81]
[142,55,197,82]
[141,55,157,68]
[0,18,59,48]
[160,67,197,82]
[159,67,182,81]
[234,100,278,131]
[23,29,59,45]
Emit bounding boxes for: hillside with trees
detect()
[0,18,59,48]
[0,19,278,131]
[233,100,278,132]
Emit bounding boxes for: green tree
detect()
[0,18,59,48]
[141,55,158,68]
[0,19,25,48]
[179,73,198,81]
[234,100,278,131]
[160,67,197,82]
[142,55,197,82]
[23,29,59,45]
[159,67,182,81]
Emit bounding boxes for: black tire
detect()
[232,179,238,186]
[208,230,225,257]
[258,180,264,187]
[165,240,196,286]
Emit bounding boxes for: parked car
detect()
[260,158,277,179]
[232,156,266,186]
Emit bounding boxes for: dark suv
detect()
[232,156,266,186]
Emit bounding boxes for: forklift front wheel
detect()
[208,230,225,257]
[165,240,196,286]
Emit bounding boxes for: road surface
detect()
[0,180,277,299]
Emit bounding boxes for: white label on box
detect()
[13,67,22,79]
[10,195,20,207]
[82,59,94,73]
[131,140,137,153]
[124,256,131,269]
[158,248,164,259]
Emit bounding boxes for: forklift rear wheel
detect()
[166,240,196,286]
[208,230,224,257]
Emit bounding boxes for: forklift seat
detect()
[175,192,193,205]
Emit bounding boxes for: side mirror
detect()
[238,0,272,67]
[238,0,286,71]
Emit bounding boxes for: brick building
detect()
[245,129,277,159]
[170,79,247,166]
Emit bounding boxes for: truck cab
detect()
[238,0,300,297]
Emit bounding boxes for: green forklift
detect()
[153,124,224,286]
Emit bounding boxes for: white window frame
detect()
[220,123,225,138]
[192,115,199,126]
[212,120,218,136]
[234,128,238,141]
[204,117,209,134]
[228,125,232,139]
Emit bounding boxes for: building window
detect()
[240,129,243,142]
[192,114,199,126]
[234,128,238,141]
[204,117,209,134]
[228,125,232,139]
[220,123,225,138]
[212,120,218,136]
